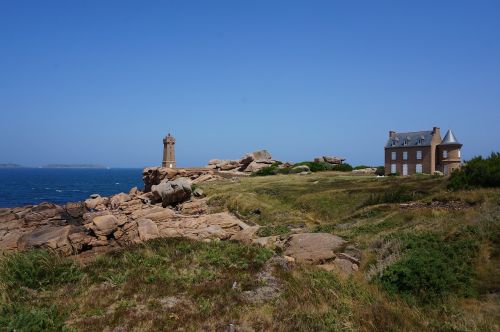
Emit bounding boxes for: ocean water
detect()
[0,168,143,208]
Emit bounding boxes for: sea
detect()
[0,168,144,208]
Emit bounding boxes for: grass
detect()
[201,171,500,330]
[0,172,498,331]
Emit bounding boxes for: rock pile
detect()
[142,167,218,193]
[0,181,246,257]
[314,156,345,164]
[352,167,377,174]
[208,150,277,173]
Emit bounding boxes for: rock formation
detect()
[314,156,345,164]
[207,150,278,173]
[0,180,250,257]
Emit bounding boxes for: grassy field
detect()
[1,172,499,331]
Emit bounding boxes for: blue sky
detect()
[0,1,499,168]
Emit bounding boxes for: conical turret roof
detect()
[440,129,461,146]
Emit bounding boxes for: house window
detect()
[416,151,422,160]
[391,164,396,174]
[403,151,408,160]
[443,150,448,158]
[458,150,461,158]
[416,164,423,174]
[391,152,396,160]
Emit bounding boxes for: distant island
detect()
[42,164,107,169]
[0,163,22,168]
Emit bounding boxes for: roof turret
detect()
[440,129,461,146]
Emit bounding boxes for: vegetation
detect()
[375,166,385,176]
[0,249,82,292]
[448,152,500,190]
[294,161,353,172]
[252,161,354,176]
[203,172,500,330]
[256,224,290,237]
[1,172,499,330]
[379,232,479,305]
[354,165,372,170]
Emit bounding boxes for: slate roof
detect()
[440,129,461,146]
[385,130,434,148]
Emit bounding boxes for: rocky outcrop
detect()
[283,233,346,263]
[142,167,218,193]
[314,156,345,165]
[88,215,118,237]
[84,195,109,211]
[208,150,278,173]
[0,187,253,257]
[17,225,81,256]
[137,219,160,241]
[291,165,311,174]
[152,177,192,207]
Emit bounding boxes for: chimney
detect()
[432,127,440,136]
[389,131,396,138]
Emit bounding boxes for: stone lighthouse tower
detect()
[162,133,176,168]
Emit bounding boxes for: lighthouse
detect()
[162,133,176,168]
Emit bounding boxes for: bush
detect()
[0,250,82,292]
[293,162,331,172]
[251,166,278,177]
[0,304,67,332]
[293,162,353,173]
[375,166,385,176]
[448,152,500,190]
[379,233,479,305]
[251,161,353,175]
[331,163,353,172]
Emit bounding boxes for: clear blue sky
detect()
[1,1,499,168]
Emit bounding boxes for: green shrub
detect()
[293,161,331,172]
[293,161,353,172]
[448,152,500,190]
[0,250,82,292]
[0,304,68,332]
[251,166,278,177]
[379,233,479,305]
[276,167,292,175]
[331,163,353,172]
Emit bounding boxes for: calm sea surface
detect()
[0,168,143,208]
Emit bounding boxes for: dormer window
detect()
[391,140,396,147]
[417,136,425,145]
[443,150,448,158]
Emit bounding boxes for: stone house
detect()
[384,127,462,176]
